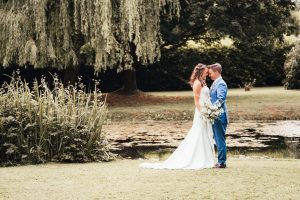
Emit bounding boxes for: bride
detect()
[139,63,215,169]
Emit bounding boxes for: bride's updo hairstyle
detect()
[189,63,207,87]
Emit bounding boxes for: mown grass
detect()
[107,87,300,121]
[0,158,299,200]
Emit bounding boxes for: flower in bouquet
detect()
[201,99,224,124]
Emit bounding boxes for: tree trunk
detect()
[123,69,138,90]
[113,68,141,95]
[112,41,141,95]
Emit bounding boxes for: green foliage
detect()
[284,42,300,89]
[208,0,296,43]
[0,0,298,92]
[154,0,298,90]
[0,0,180,71]
[0,72,113,166]
[137,43,292,91]
[162,0,297,49]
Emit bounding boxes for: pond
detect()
[104,120,300,159]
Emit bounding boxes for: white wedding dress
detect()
[139,86,215,169]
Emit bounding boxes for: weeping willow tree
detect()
[0,0,180,93]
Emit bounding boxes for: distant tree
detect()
[159,0,298,88]
[162,0,296,48]
[284,41,300,89]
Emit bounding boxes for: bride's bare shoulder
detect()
[192,80,202,89]
[192,80,203,94]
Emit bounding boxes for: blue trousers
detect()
[213,121,227,165]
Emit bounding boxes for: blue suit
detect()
[210,77,229,165]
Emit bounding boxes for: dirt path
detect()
[0,158,299,200]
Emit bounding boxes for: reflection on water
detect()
[111,121,300,159]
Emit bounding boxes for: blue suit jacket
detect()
[210,77,229,124]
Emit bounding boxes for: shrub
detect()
[284,42,300,89]
[135,44,291,91]
[0,72,113,166]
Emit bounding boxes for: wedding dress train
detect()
[139,86,215,169]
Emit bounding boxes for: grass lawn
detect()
[0,158,299,200]
[1,88,299,200]
[107,87,300,121]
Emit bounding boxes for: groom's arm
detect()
[216,83,227,105]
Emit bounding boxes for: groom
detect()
[208,63,229,168]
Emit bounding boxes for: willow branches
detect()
[0,0,180,72]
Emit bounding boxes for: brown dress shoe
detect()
[213,163,226,168]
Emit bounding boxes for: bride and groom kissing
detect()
[140,63,228,169]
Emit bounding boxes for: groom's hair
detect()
[209,63,222,74]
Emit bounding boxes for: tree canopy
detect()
[162,0,296,49]
[0,0,180,72]
[1,0,299,91]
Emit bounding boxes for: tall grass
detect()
[0,72,113,166]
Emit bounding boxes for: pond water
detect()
[105,120,300,159]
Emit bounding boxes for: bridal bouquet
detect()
[201,99,224,124]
